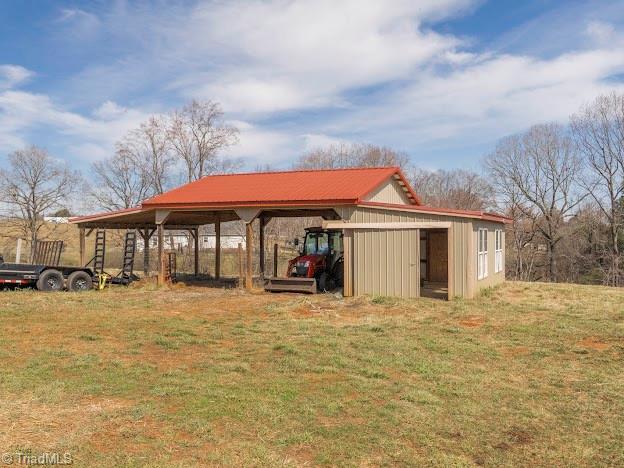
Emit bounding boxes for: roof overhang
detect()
[69,203,346,228]
[357,201,512,224]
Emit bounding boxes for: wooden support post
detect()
[79,227,86,266]
[238,243,243,288]
[215,219,221,280]
[245,222,253,289]
[273,243,278,277]
[157,223,164,285]
[141,228,152,276]
[193,228,199,277]
[259,216,266,279]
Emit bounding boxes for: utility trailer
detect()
[0,256,95,292]
[0,230,138,292]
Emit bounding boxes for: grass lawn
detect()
[0,282,622,466]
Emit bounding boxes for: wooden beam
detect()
[245,222,253,289]
[215,219,221,280]
[157,223,164,286]
[193,228,199,277]
[238,243,243,288]
[273,243,278,277]
[259,216,266,279]
[79,227,86,266]
[140,228,153,276]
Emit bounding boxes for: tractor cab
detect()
[287,227,344,291]
[265,227,344,294]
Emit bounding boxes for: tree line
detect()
[0,93,622,286]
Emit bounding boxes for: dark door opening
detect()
[420,229,449,299]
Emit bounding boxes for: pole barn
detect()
[71,167,511,299]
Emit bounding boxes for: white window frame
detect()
[495,229,503,273]
[477,228,488,280]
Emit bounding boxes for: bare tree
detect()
[571,92,624,286]
[0,146,80,260]
[90,147,151,210]
[410,168,494,210]
[295,143,410,170]
[485,124,584,282]
[169,100,240,182]
[121,116,175,195]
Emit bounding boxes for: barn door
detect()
[352,228,420,298]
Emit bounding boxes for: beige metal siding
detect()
[473,220,505,293]
[336,206,475,298]
[353,228,419,298]
[364,180,411,204]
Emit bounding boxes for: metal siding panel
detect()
[348,206,497,298]
[365,180,412,205]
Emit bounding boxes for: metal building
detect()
[71,167,510,299]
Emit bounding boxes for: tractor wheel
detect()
[317,272,329,293]
[67,271,93,292]
[36,269,64,292]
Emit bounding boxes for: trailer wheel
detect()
[67,271,93,292]
[36,269,64,292]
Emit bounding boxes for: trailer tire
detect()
[36,269,64,292]
[67,271,93,292]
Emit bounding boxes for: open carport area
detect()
[71,167,510,299]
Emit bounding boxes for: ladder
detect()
[119,230,136,281]
[92,230,106,274]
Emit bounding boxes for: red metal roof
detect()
[70,167,510,225]
[141,166,420,208]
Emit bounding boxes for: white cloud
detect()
[57,8,101,37]
[2,0,624,171]
[324,47,624,165]
[223,120,296,164]
[585,21,619,45]
[301,133,350,152]
[0,89,149,161]
[167,0,474,115]
[0,65,34,89]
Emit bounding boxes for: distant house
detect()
[142,233,246,251]
[43,216,70,224]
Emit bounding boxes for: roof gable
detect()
[142,167,420,208]
[364,178,412,205]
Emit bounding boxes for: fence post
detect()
[273,243,278,277]
[15,238,22,263]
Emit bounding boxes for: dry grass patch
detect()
[0,281,622,466]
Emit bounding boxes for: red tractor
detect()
[265,227,344,293]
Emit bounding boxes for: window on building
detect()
[478,228,488,280]
[495,230,503,273]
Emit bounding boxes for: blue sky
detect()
[1,0,623,174]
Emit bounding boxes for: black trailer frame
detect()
[0,259,95,291]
